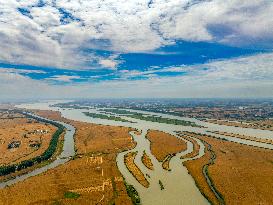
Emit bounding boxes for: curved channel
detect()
[15,101,273,205]
[0,112,75,189]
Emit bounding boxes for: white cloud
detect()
[46,75,81,82]
[0,0,273,69]
[0,68,46,74]
[98,54,120,69]
[30,6,60,28]
[199,52,273,82]
[1,52,273,99]
[99,59,117,69]
[116,52,273,83]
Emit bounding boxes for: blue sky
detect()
[0,0,273,99]
[0,41,265,82]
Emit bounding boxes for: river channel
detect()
[12,101,273,205]
[0,111,75,189]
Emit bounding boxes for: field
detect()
[206,119,273,131]
[209,130,273,145]
[146,130,187,162]
[180,134,200,159]
[1,107,273,205]
[183,133,273,205]
[146,130,187,171]
[0,111,57,166]
[0,110,136,205]
[141,151,154,170]
[124,152,149,188]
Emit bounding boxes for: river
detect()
[0,110,75,188]
[11,101,273,205]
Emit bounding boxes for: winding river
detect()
[8,101,273,205]
[0,111,75,188]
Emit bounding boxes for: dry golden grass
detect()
[162,155,173,171]
[0,131,65,183]
[34,110,63,121]
[0,110,136,205]
[141,151,154,170]
[0,116,57,165]
[0,112,24,119]
[184,133,273,205]
[0,154,131,205]
[146,130,187,162]
[206,119,273,131]
[179,132,200,159]
[124,152,149,188]
[183,141,219,204]
[210,130,273,145]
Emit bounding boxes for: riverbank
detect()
[0,111,57,166]
[0,111,65,181]
[124,151,149,188]
[146,130,187,162]
[16,102,273,205]
[0,110,136,205]
[183,133,273,204]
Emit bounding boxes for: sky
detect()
[0,0,273,100]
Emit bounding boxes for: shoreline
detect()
[0,111,76,189]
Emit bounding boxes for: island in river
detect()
[0,99,272,205]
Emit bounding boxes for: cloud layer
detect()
[0,0,273,69]
[1,52,273,99]
[0,0,272,99]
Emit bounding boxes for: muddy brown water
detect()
[13,101,273,205]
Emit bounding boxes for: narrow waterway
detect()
[14,101,273,205]
[0,111,75,189]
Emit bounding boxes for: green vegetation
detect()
[124,180,141,205]
[129,114,199,126]
[0,113,65,176]
[83,112,133,123]
[159,180,164,190]
[201,141,225,205]
[52,201,61,205]
[102,108,199,127]
[109,177,118,205]
[64,191,80,199]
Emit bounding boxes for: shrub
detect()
[64,191,80,199]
